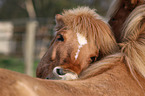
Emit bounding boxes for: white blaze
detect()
[75,33,87,60]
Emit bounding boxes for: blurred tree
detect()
[25,0,36,19]
[33,0,83,18]
[0,0,28,20]
[0,0,112,20]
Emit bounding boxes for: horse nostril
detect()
[45,77,49,79]
[56,68,65,75]
[53,67,66,77]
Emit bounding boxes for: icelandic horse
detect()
[107,0,145,43]
[36,7,119,80]
[0,6,145,96]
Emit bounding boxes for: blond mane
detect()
[80,53,123,78]
[121,5,145,78]
[61,7,119,56]
[80,5,145,89]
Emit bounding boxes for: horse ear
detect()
[55,14,64,29]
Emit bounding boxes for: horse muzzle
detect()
[51,66,78,80]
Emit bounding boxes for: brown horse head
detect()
[36,7,119,80]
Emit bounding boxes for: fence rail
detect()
[0,18,55,76]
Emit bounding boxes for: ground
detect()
[0,55,39,77]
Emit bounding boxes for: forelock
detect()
[61,7,118,56]
[61,7,103,40]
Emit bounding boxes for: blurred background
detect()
[0,0,113,77]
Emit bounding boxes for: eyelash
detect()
[57,34,64,41]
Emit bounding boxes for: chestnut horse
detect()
[106,0,145,43]
[37,0,145,81]
[36,7,118,80]
[0,6,145,96]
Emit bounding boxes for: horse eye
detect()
[57,34,64,41]
[90,56,97,63]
